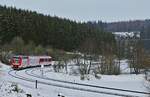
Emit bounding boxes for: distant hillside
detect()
[105,20,148,32]
[104,20,150,52]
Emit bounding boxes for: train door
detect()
[29,56,39,66]
[21,56,29,67]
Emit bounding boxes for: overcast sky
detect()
[0,0,149,22]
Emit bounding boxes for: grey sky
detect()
[0,0,149,22]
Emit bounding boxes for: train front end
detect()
[10,56,22,69]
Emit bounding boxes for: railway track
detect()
[26,68,150,95]
[8,68,148,97]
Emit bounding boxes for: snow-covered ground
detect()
[0,61,149,97]
[113,31,140,38]
[33,68,146,92]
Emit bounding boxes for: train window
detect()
[44,58,47,62]
[48,58,52,62]
[40,58,51,62]
[13,57,19,59]
[40,58,44,62]
[22,56,28,59]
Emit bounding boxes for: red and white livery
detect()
[10,55,52,69]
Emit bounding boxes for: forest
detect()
[0,5,115,55]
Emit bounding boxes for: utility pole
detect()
[35,80,37,89]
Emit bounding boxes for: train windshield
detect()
[13,57,20,63]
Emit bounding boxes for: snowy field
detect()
[0,61,150,97]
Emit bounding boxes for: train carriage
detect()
[10,55,52,69]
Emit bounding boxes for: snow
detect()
[0,62,10,70]
[113,31,140,38]
[33,68,147,93]
[0,61,149,97]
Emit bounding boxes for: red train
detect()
[10,55,52,69]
